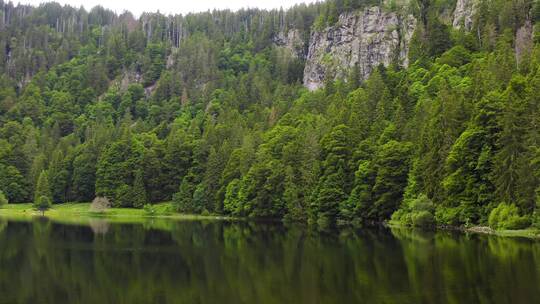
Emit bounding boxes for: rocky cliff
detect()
[273,29,306,59]
[276,2,478,91]
[453,0,476,30]
[303,7,416,91]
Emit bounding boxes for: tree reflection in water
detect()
[0,218,538,304]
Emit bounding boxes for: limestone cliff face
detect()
[273,29,306,59]
[303,7,416,91]
[453,0,476,30]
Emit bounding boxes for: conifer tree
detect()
[0,190,8,207]
[132,169,147,209]
[34,171,52,213]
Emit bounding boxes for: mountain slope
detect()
[0,0,540,230]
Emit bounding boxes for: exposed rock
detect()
[515,21,533,65]
[453,0,476,30]
[166,52,175,69]
[120,70,142,91]
[273,29,306,59]
[303,7,416,91]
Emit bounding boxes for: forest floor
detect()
[0,202,234,224]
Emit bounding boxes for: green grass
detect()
[0,202,234,224]
[387,222,540,240]
[465,226,540,239]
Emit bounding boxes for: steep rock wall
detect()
[303,7,416,91]
[453,0,476,30]
[273,29,306,59]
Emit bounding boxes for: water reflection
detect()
[89,219,111,235]
[0,218,538,304]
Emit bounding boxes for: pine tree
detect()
[0,190,8,207]
[492,76,528,209]
[132,169,147,208]
[34,171,52,212]
[173,174,196,213]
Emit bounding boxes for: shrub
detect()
[143,204,156,216]
[435,206,463,226]
[532,211,540,229]
[0,191,8,207]
[436,45,471,67]
[505,216,531,230]
[409,195,435,213]
[488,203,531,230]
[392,194,435,228]
[90,197,111,213]
[412,211,435,228]
[533,199,540,228]
[391,209,407,222]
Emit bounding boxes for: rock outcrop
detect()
[303,7,416,91]
[453,0,476,30]
[273,29,306,59]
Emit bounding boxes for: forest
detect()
[0,0,540,230]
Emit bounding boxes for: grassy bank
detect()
[0,202,233,224]
[2,204,539,239]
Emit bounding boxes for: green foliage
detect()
[115,184,134,208]
[132,170,147,209]
[35,196,52,212]
[392,194,435,227]
[411,211,436,228]
[0,191,8,207]
[143,204,156,216]
[0,0,539,231]
[173,175,198,214]
[435,206,464,226]
[488,203,531,230]
[34,171,52,206]
[437,46,472,67]
[533,210,540,229]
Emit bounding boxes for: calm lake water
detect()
[0,218,538,304]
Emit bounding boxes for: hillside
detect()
[1,0,540,230]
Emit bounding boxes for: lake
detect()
[0,217,538,304]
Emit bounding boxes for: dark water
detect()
[0,218,539,304]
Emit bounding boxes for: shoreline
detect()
[387,222,540,240]
[0,202,237,223]
[2,203,540,240]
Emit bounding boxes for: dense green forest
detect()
[1,0,540,230]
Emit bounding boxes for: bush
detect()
[143,204,156,216]
[488,203,531,230]
[533,211,540,229]
[436,45,471,67]
[409,195,435,213]
[392,194,435,228]
[435,206,464,226]
[90,197,111,213]
[0,191,8,207]
[505,216,531,230]
[391,209,408,223]
[533,199,540,228]
[412,211,435,228]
